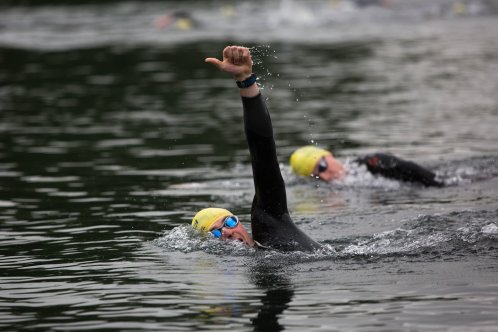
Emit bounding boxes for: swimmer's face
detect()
[209,215,255,247]
[312,154,345,182]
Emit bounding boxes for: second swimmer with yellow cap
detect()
[290,145,443,187]
[190,46,321,251]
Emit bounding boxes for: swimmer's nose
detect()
[222,229,234,239]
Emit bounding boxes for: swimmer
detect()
[155,11,198,30]
[290,146,443,187]
[191,46,321,252]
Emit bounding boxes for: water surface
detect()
[1,1,498,331]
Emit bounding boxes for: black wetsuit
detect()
[241,93,441,251]
[242,94,322,252]
[355,154,443,187]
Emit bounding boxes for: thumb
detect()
[205,57,224,70]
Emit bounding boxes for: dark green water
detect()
[1,1,498,331]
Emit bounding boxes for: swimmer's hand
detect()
[205,46,253,81]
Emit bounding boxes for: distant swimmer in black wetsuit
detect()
[290,146,443,187]
[191,46,321,252]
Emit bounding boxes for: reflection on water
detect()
[1,0,498,331]
[249,263,294,332]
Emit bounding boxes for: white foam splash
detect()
[153,225,337,262]
[340,210,498,257]
[154,210,498,260]
[482,223,498,234]
[338,159,401,189]
[154,225,255,256]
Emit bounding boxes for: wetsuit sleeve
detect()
[356,153,443,187]
[241,93,321,251]
[242,93,288,217]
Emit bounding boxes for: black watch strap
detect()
[236,73,257,88]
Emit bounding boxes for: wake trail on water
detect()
[163,155,498,194]
[153,209,498,263]
[333,209,498,258]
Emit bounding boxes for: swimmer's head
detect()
[192,207,254,246]
[192,207,232,232]
[290,145,345,182]
[290,146,331,177]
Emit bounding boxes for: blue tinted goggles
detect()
[210,215,239,238]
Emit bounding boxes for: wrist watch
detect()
[236,73,257,88]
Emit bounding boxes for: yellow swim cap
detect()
[290,145,331,177]
[192,208,232,233]
[175,18,193,30]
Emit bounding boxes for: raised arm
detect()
[205,46,288,218]
[205,46,320,251]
